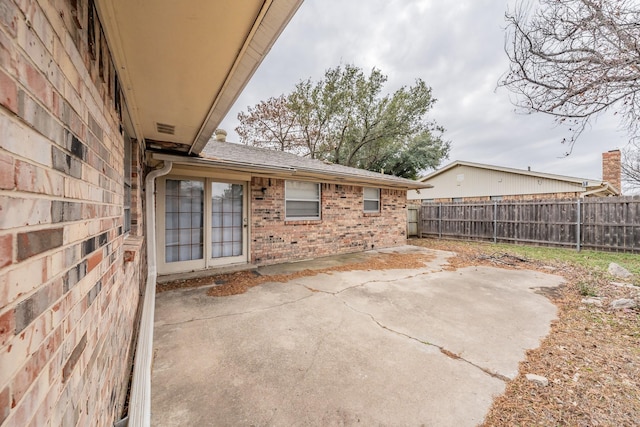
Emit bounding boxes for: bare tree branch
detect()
[501,0,640,154]
[622,140,640,190]
[501,0,640,186]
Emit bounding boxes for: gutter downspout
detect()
[127,161,173,427]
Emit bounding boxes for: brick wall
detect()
[432,192,581,203]
[251,178,407,265]
[602,150,621,192]
[0,1,145,426]
[501,192,581,201]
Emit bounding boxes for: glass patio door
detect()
[210,182,246,265]
[159,177,248,274]
[165,179,204,264]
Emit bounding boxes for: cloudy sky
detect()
[219,0,631,187]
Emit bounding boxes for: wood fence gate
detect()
[407,205,419,237]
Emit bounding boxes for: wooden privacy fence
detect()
[418,196,640,253]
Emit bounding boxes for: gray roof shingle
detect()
[201,141,429,189]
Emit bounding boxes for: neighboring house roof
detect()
[153,141,431,190]
[96,0,303,155]
[408,160,619,199]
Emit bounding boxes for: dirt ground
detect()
[157,240,639,426]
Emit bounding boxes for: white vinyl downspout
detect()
[128,161,173,427]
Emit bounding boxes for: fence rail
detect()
[418,196,640,253]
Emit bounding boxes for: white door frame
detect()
[207,180,248,267]
[157,175,249,275]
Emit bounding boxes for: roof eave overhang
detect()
[289,169,432,190]
[152,153,431,190]
[95,0,303,153]
[581,182,621,197]
[420,160,600,186]
[188,0,304,155]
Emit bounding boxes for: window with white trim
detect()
[363,187,380,212]
[285,181,320,219]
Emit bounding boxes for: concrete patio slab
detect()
[151,247,563,426]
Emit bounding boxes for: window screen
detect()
[285,181,320,219]
[363,187,380,212]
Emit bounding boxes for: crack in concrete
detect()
[161,261,510,383]
[157,294,315,327]
[290,262,511,383]
[340,299,510,383]
[290,272,511,382]
[293,270,433,296]
[334,272,433,295]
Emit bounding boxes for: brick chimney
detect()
[602,149,621,191]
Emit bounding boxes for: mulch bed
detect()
[157,251,434,297]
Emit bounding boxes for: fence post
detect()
[576,198,581,252]
[438,203,442,239]
[493,201,497,243]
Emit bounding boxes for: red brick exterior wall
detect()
[0,1,145,425]
[251,178,407,265]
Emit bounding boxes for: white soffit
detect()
[96,0,303,153]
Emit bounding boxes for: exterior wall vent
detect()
[156,123,175,135]
[582,181,589,187]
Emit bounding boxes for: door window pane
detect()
[165,179,204,263]
[211,183,243,259]
[165,230,179,246]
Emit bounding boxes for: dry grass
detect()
[410,238,640,427]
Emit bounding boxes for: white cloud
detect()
[219,0,632,187]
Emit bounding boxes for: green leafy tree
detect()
[236,64,449,179]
